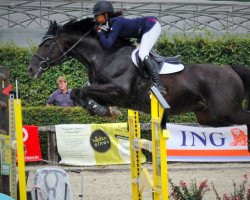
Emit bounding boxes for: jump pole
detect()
[128,110,143,200]
[8,94,17,199]
[10,93,27,200]
[151,86,170,200]
[128,86,170,200]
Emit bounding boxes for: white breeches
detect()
[138,21,161,61]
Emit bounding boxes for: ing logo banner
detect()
[166,123,250,162]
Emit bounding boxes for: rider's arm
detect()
[96,19,122,49]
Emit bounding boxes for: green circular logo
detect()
[90,129,111,153]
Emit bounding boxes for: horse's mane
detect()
[45,17,133,47]
[44,18,95,37]
[63,17,96,34]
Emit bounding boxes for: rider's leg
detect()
[139,21,167,94]
[143,56,166,93]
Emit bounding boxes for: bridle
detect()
[34,29,91,73]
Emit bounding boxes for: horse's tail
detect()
[229,64,250,110]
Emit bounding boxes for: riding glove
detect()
[94,24,109,33]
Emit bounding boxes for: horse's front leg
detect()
[81,83,124,105]
[70,88,122,117]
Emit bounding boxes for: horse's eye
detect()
[44,43,50,48]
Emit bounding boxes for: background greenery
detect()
[22,106,197,126]
[1,33,250,126]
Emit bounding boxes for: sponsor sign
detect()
[55,123,250,166]
[166,123,250,162]
[55,123,146,166]
[21,125,42,162]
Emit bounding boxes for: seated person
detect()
[46,76,74,107]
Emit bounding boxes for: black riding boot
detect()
[143,56,167,94]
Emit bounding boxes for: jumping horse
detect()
[27,18,250,149]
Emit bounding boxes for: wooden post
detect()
[38,126,59,163]
[47,131,59,164]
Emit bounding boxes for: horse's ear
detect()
[53,20,57,27]
[46,20,58,35]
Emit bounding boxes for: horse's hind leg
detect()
[226,110,250,125]
[195,111,229,127]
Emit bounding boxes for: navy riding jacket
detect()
[97,16,157,49]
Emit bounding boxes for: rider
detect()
[92,1,167,94]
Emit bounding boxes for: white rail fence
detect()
[0,1,249,33]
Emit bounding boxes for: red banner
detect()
[21,125,42,162]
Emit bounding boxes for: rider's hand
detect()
[94,25,102,33]
[94,24,109,33]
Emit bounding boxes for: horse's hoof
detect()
[108,106,122,117]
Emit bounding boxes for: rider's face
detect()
[95,13,107,24]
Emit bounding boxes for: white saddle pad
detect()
[131,48,184,74]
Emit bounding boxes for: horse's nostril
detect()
[28,66,33,73]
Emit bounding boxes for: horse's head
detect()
[28,18,96,79]
[28,20,66,79]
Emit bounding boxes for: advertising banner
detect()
[55,123,146,166]
[21,125,42,162]
[166,123,250,162]
[1,125,42,165]
[55,123,250,166]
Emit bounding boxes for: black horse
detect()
[28,18,250,140]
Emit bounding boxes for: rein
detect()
[34,29,92,73]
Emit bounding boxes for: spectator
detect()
[46,76,74,107]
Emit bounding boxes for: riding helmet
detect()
[93,1,114,16]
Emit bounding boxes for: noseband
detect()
[34,29,91,73]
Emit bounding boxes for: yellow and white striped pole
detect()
[9,92,27,200]
[151,87,169,200]
[14,98,27,200]
[128,110,142,200]
[9,94,17,200]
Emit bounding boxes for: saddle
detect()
[131,48,184,78]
